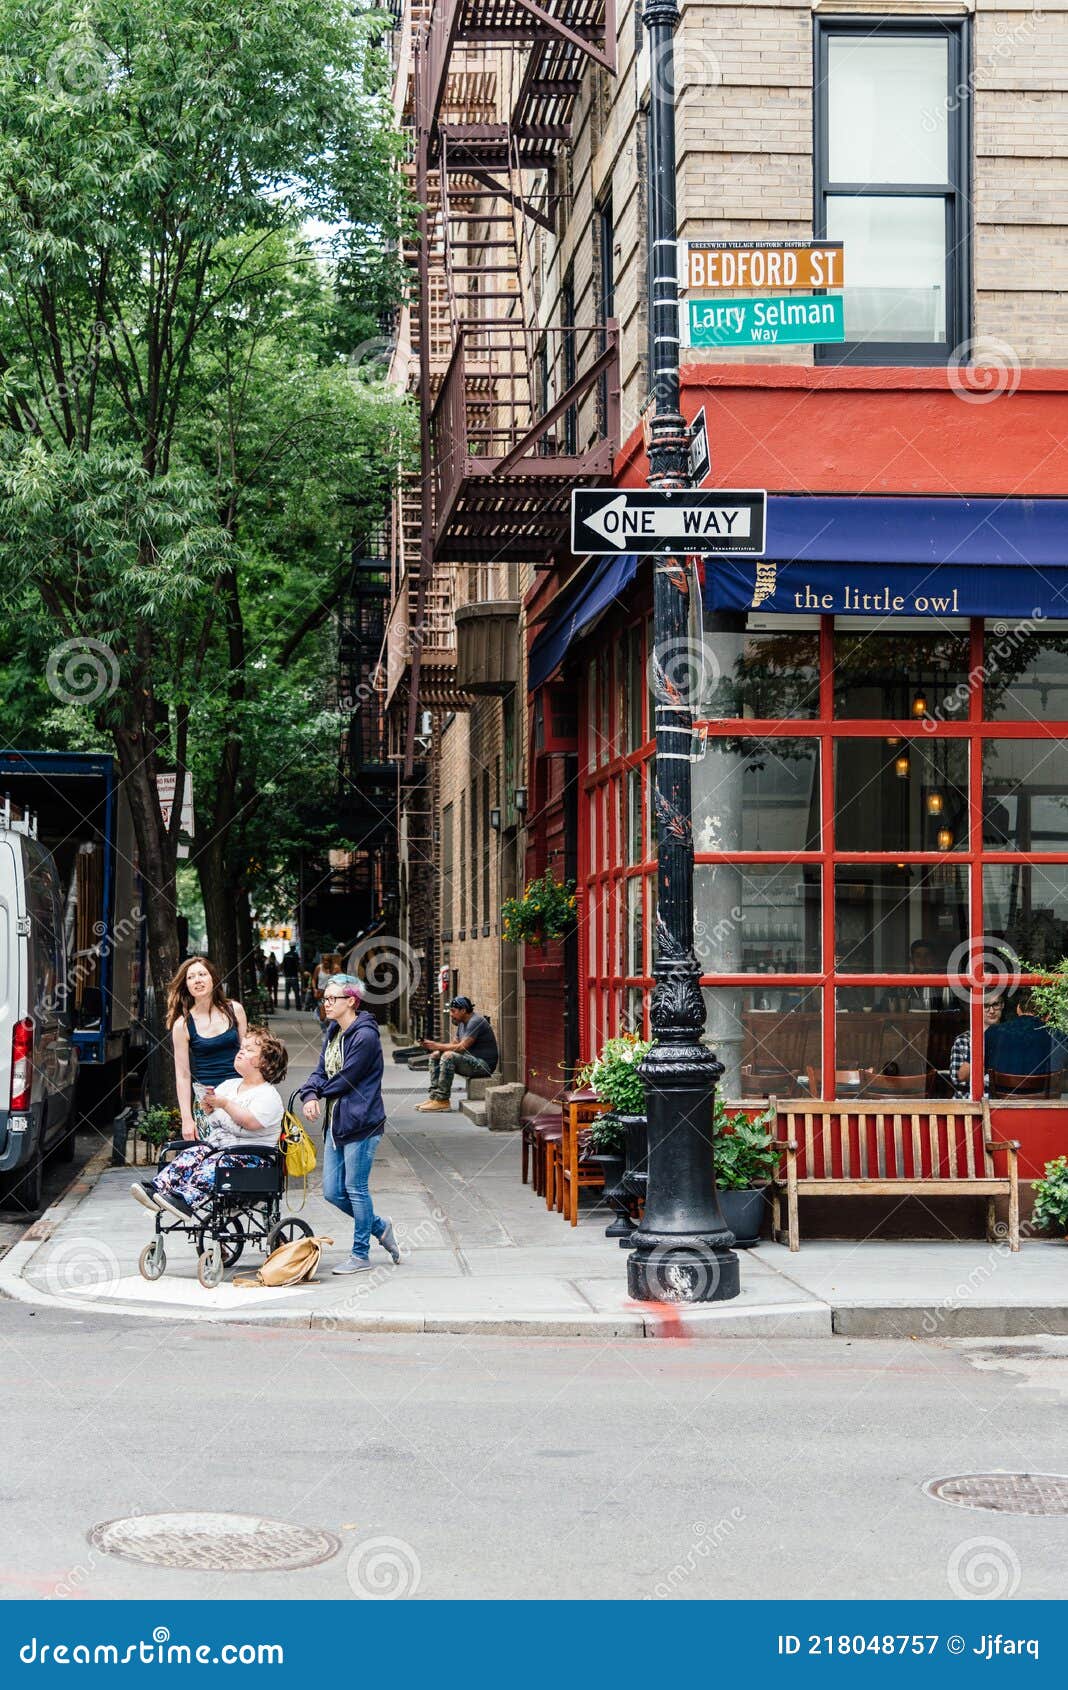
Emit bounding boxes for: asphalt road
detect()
[0,1300,1065,1601]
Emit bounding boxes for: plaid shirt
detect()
[949,1032,971,1097]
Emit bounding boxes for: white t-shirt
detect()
[201,1078,284,1149]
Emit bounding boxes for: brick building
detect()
[386,0,1068,1163]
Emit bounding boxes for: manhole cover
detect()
[925,1473,1068,1516]
[88,1512,341,1571]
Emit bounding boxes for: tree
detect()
[0,0,406,1050]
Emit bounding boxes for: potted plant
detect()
[585,1110,631,1238]
[132,1105,182,1167]
[1032,1155,1068,1240]
[711,1100,779,1248]
[577,1035,652,1238]
[502,870,577,948]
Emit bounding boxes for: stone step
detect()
[465,1077,491,1102]
[460,1099,488,1127]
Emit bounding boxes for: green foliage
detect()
[1024,962,1068,1033]
[138,1105,181,1147]
[588,1112,627,1154]
[0,0,412,982]
[712,1101,778,1190]
[1032,1156,1068,1236]
[577,1035,651,1118]
[501,872,577,944]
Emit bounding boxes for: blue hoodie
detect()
[298,1009,385,1145]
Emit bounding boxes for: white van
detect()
[0,807,78,1211]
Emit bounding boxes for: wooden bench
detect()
[768,1098,1020,1253]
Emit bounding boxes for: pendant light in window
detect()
[894,750,911,779]
[937,825,954,851]
[926,790,944,816]
[911,691,928,719]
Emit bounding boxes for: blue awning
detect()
[528,553,640,690]
[705,495,1068,618]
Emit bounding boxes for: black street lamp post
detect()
[626,0,740,1303]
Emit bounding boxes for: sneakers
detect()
[130,1182,161,1212]
[416,1099,451,1112]
[377,1217,401,1263]
[332,1255,375,1275]
[154,1191,196,1221]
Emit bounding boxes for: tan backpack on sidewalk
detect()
[234,1235,333,1288]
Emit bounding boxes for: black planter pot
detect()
[587,1151,631,1237]
[618,1113,648,1246]
[717,1185,768,1249]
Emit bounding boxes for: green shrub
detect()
[1032,1155,1068,1236]
[712,1102,778,1190]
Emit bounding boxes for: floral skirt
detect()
[154,1144,267,1209]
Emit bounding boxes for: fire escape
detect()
[384,0,619,1033]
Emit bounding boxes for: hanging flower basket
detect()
[502,871,577,946]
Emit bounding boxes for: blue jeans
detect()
[322,1129,386,1260]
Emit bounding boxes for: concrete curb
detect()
[3,1140,1058,1341]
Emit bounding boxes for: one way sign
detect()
[571,488,766,556]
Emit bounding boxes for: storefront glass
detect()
[582,614,1068,1101]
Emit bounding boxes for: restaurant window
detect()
[814,18,970,364]
[585,613,1068,1103]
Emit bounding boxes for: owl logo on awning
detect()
[750,561,777,609]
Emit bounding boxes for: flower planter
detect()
[587,1150,631,1238]
[717,1185,768,1249]
[618,1112,648,1244]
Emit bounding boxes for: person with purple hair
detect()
[298,973,400,1274]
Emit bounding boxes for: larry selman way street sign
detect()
[571,488,767,556]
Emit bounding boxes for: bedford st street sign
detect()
[571,489,767,555]
[681,239,844,291]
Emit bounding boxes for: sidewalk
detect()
[2,1016,1066,1338]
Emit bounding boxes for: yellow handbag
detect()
[280,1109,317,1207]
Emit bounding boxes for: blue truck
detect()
[0,752,146,1204]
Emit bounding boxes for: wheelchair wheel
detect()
[197,1241,224,1289]
[265,1216,313,1253]
[139,1238,166,1281]
[199,1215,244,1269]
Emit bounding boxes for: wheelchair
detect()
[138,1138,312,1289]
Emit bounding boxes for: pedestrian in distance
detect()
[281,944,301,1009]
[167,956,247,1141]
[131,1028,288,1220]
[298,974,401,1275]
[263,952,279,1009]
[418,995,499,1112]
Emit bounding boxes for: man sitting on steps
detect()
[417,995,499,1113]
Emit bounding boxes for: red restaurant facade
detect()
[525,368,1068,1182]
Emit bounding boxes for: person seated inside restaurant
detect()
[983,990,1065,1093]
[949,994,1003,1097]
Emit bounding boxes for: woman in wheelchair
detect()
[131,1029,288,1220]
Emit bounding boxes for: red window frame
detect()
[581,614,1068,1101]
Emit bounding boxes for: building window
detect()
[482,770,491,935]
[595,192,614,433]
[584,614,1068,1106]
[814,18,970,364]
[459,790,467,938]
[561,267,577,454]
[471,776,479,932]
[441,802,454,942]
